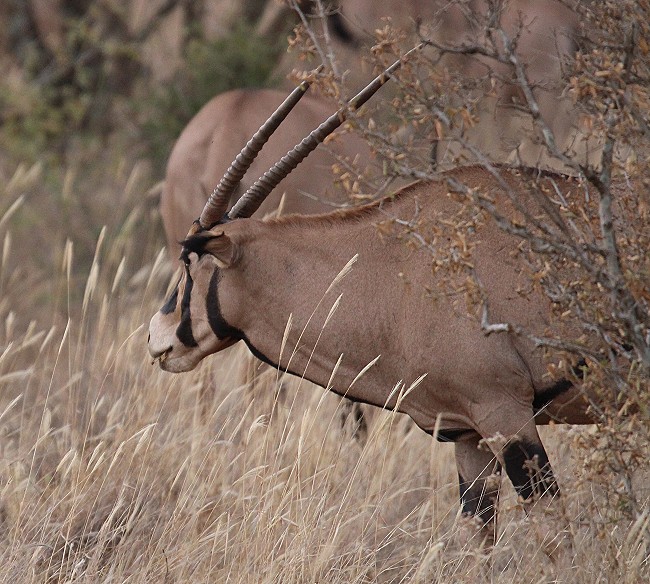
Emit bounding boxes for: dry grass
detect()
[0,157,647,583]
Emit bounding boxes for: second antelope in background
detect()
[160,87,380,259]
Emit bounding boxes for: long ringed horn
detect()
[198,68,322,229]
[228,44,423,220]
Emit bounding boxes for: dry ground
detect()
[0,157,647,583]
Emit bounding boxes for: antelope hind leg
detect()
[339,399,370,446]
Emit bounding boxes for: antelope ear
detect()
[204,233,235,268]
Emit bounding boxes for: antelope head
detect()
[148,50,418,372]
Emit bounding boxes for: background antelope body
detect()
[161,87,379,257]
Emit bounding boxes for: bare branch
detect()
[480,304,510,335]
[288,0,337,78]
[314,0,341,81]
[496,28,580,173]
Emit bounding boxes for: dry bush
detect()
[286,0,649,577]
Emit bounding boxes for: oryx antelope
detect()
[149,53,596,544]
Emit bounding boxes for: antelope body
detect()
[148,56,593,543]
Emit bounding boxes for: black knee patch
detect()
[458,472,498,525]
[503,440,558,501]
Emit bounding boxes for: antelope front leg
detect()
[453,431,502,548]
[498,421,574,566]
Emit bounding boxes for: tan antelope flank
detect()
[148,51,596,544]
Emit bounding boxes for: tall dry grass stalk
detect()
[0,153,647,583]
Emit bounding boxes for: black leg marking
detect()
[350,402,368,444]
[338,401,369,445]
[458,470,500,526]
[454,433,502,540]
[503,440,558,501]
[533,358,587,412]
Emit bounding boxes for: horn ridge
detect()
[228,44,424,220]
[198,73,319,228]
[228,111,345,219]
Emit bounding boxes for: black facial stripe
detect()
[205,269,303,374]
[207,269,244,341]
[205,270,361,398]
[160,282,180,315]
[176,267,198,347]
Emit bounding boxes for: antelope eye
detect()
[179,250,198,267]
